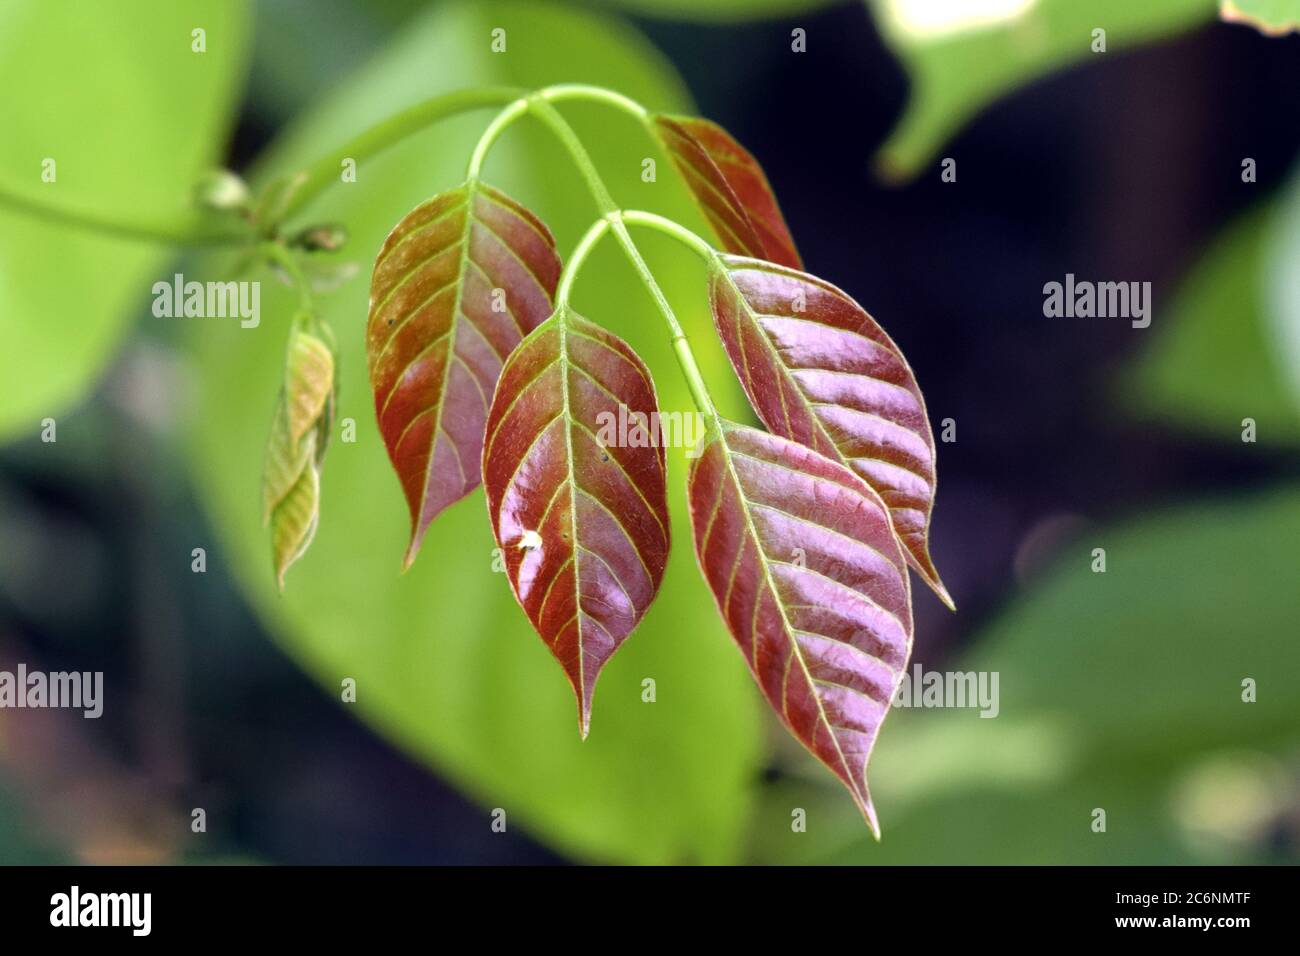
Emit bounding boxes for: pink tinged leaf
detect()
[709,255,953,609]
[483,309,670,737]
[651,114,802,269]
[687,423,912,835]
[366,181,563,568]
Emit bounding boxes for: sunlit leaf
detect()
[1221,0,1300,34]
[688,422,912,834]
[367,180,562,568]
[870,0,1211,179]
[710,254,952,607]
[652,115,801,269]
[484,307,670,736]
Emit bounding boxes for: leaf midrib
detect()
[712,426,868,809]
[414,181,482,531]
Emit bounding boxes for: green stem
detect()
[620,210,717,264]
[555,216,612,309]
[0,86,524,246]
[286,85,523,219]
[260,242,314,312]
[496,96,715,417]
[541,83,649,120]
[525,97,619,213]
[465,95,530,179]
[606,216,714,417]
[0,179,250,246]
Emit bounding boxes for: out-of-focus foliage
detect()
[869,0,1214,179]
[588,0,834,20]
[1123,169,1300,443]
[183,0,764,865]
[0,0,250,441]
[0,772,66,863]
[756,486,1300,863]
[1221,0,1300,33]
[1266,169,1300,416]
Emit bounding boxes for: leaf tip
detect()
[400,531,425,573]
[912,548,956,611]
[859,794,882,841]
[933,579,957,613]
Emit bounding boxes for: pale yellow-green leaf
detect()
[284,326,335,446]
[270,437,322,591]
[263,400,314,524]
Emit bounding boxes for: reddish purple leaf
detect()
[652,114,801,269]
[688,422,912,835]
[483,308,670,736]
[710,254,953,609]
[367,181,562,568]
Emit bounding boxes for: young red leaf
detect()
[367,181,562,568]
[652,114,801,269]
[710,255,953,609]
[687,422,912,835]
[482,307,670,736]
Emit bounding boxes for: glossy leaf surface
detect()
[483,308,670,736]
[710,255,951,607]
[367,180,562,567]
[652,114,801,269]
[688,422,912,834]
[264,322,336,589]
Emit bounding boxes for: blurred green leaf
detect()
[0,0,250,442]
[1121,178,1300,443]
[587,0,835,21]
[1265,167,1300,422]
[960,488,1300,761]
[1221,0,1300,33]
[870,0,1213,179]
[183,0,764,864]
[0,771,69,864]
[756,485,1300,863]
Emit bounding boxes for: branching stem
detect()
[260,242,314,312]
[472,91,717,418]
[0,80,719,417]
[0,85,525,246]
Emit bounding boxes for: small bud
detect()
[193,169,250,212]
[291,223,348,253]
